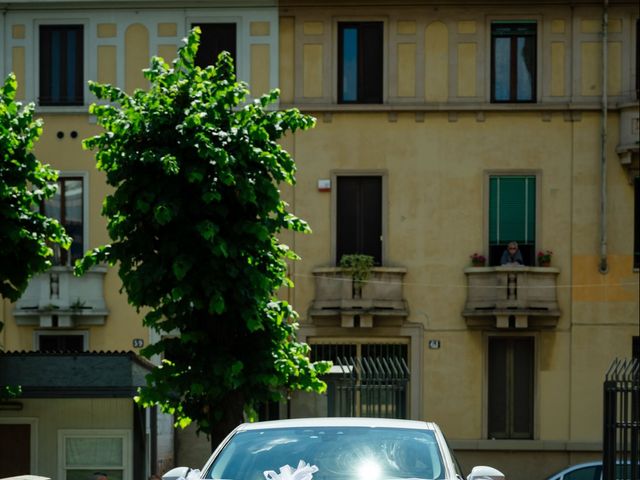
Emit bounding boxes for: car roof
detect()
[233,417,439,432]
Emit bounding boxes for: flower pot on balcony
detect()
[470,253,486,267]
[537,250,553,267]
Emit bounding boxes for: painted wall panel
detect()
[279,17,295,103]
[97,46,117,85]
[397,43,416,97]
[251,44,270,97]
[457,43,476,97]
[125,24,150,93]
[425,22,448,102]
[303,44,323,98]
[550,42,565,97]
[12,47,25,100]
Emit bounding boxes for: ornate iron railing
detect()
[603,358,639,480]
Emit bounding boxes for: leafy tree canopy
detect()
[0,73,71,303]
[77,28,329,442]
[1,73,70,399]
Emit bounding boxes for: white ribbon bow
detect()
[263,460,319,480]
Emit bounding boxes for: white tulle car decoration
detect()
[163,417,505,480]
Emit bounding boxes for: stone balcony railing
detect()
[462,266,560,329]
[309,267,408,327]
[14,266,109,327]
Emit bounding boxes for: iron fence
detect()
[603,358,639,480]
[328,356,410,419]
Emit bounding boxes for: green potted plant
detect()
[537,249,553,267]
[339,254,375,298]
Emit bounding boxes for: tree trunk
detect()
[208,391,245,453]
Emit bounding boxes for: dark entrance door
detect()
[0,423,30,476]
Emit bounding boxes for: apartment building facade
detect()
[277,1,639,479]
[0,0,280,477]
[0,0,638,479]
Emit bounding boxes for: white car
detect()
[163,417,505,480]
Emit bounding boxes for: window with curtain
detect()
[491,21,536,103]
[39,25,84,106]
[488,336,535,439]
[42,176,84,266]
[62,433,126,480]
[488,175,536,265]
[338,22,383,103]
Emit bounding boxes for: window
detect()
[42,177,84,266]
[491,22,536,103]
[192,23,236,69]
[59,430,129,480]
[338,22,383,103]
[36,332,86,352]
[634,176,639,269]
[488,175,536,265]
[39,25,83,106]
[488,336,534,439]
[336,176,382,265]
[563,465,601,480]
[311,342,409,418]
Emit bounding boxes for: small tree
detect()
[76,29,329,445]
[0,73,70,397]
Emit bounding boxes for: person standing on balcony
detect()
[500,241,524,266]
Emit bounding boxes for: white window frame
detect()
[58,429,131,480]
[0,418,38,473]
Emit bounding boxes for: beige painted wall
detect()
[286,106,637,471]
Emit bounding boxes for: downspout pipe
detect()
[599,0,609,274]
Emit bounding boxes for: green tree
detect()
[0,73,70,398]
[77,28,329,445]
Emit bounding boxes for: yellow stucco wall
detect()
[287,105,638,457]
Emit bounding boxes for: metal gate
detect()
[603,358,639,480]
[328,356,410,419]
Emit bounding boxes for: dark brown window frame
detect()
[39,24,84,106]
[490,22,537,103]
[338,22,384,104]
[336,175,383,265]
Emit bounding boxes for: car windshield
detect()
[205,426,446,480]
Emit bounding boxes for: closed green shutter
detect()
[489,176,536,245]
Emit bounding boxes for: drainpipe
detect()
[599,0,609,274]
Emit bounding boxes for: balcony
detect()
[14,266,109,327]
[309,267,409,327]
[462,266,560,329]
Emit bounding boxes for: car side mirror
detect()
[162,467,192,480]
[467,465,505,480]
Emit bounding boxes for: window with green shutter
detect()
[489,175,536,265]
